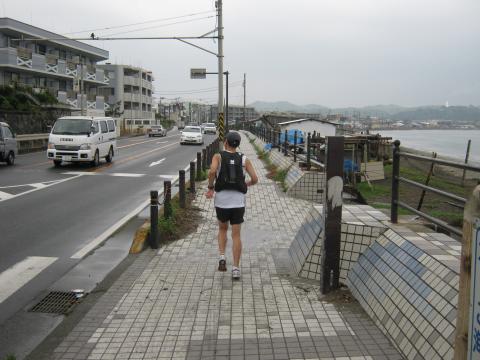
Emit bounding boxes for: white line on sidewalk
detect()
[0,256,58,304]
[62,171,98,176]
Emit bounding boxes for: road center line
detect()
[0,256,58,304]
[118,134,179,149]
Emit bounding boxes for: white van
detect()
[47,116,117,167]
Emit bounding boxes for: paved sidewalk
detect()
[51,132,403,360]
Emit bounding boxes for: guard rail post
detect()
[202,148,207,171]
[179,170,186,208]
[149,190,159,249]
[306,132,311,170]
[278,131,281,152]
[293,130,297,163]
[283,130,288,156]
[196,152,202,180]
[164,180,172,219]
[190,161,196,193]
[391,140,401,223]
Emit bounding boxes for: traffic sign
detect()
[190,68,206,79]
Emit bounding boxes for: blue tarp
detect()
[344,159,359,173]
[279,129,304,144]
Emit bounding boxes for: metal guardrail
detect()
[391,140,480,237]
[246,124,325,170]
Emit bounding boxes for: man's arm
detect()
[205,153,220,198]
[245,159,258,187]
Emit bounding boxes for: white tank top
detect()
[214,151,247,209]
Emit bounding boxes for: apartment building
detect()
[210,104,258,125]
[0,17,109,115]
[98,64,155,127]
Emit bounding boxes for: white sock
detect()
[219,254,225,261]
[232,266,239,271]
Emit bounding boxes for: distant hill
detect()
[250,101,328,113]
[391,106,480,122]
[250,101,480,122]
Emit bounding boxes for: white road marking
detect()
[156,141,168,144]
[149,158,166,167]
[62,171,98,176]
[70,200,152,259]
[109,173,145,178]
[159,175,177,180]
[118,133,179,149]
[0,191,14,200]
[0,175,83,203]
[30,183,48,189]
[0,256,58,304]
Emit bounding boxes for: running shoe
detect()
[218,259,227,272]
[232,268,241,279]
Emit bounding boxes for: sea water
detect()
[378,129,480,164]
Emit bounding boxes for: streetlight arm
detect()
[176,39,218,56]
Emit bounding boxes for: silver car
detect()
[149,125,167,137]
[0,122,18,165]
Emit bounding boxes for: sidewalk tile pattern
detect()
[288,205,387,283]
[52,132,403,360]
[348,228,459,360]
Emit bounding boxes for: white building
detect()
[98,64,156,129]
[277,118,340,136]
[0,17,110,116]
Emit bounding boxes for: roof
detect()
[58,116,113,120]
[277,118,340,127]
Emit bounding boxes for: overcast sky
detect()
[2,0,479,107]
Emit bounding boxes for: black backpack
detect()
[215,151,248,194]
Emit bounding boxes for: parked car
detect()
[149,125,167,137]
[180,126,204,145]
[0,122,18,165]
[203,123,217,134]
[47,116,117,167]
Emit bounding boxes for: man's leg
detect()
[218,220,228,256]
[231,224,242,267]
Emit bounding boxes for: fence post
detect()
[283,130,288,156]
[190,161,196,193]
[454,185,480,359]
[391,140,400,223]
[306,132,311,170]
[164,180,172,219]
[462,139,471,186]
[321,136,344,294]
[149,190,159,249]
[196,152,202,180]
[179,170,186,208]
[202,148,207,171]
[278,131,281,152]
[293,130,297,163]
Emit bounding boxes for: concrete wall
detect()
[0,108,72,134]
[281,121,337,136]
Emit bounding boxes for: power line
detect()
[63,10,215,36]
[158,82,243,96]
[103,16,215,37]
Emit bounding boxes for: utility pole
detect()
[217,0,224,141]
[243,73,246,125]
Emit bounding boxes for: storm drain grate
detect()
[29,291,80,314]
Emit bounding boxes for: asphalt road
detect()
[0,129,215,325]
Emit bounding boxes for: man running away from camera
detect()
[205,131,258,279]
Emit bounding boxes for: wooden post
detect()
[391,140,400,224]
[462,139,472,187]
[321,136,344,294]
[293,130,297,163]
[417,152,437,211]
[454,185,480,359]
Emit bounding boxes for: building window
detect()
[126,120,133,125]
[37,44,46,55]
[59,50,66,60]
[143,120,150,125]
[134,120,142,125]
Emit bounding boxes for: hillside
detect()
[250,101,480,122]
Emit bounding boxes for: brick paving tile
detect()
[51,132,404,360]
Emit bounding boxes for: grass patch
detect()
[196,169,208,181]
[156,193,203,242]
[3,355,16,360]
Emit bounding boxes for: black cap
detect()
[225,131,241,148]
